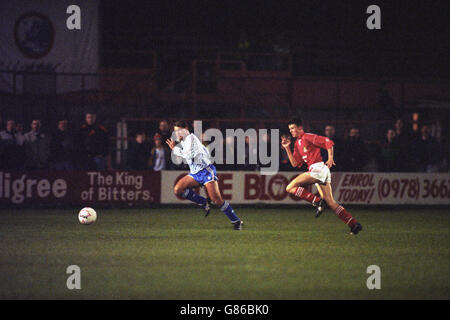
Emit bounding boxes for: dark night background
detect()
[100,0,449,77]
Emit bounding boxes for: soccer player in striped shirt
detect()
[166,120,243,230]
[281,118,362,235]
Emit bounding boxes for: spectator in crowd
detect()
[50,119,74,170]
[393,119,416,172]
[0,119,16,141]
[149,133,170,171]
[15,122,25,146]
[380,129,400,172]
[127,132,151,170]
[0,119,21,169]
[279,133,293,171]
[342,127,367,172]
[14,122,26,166]
[320,125,342,171]
[224,135,238,170]
[23,119,50,169]
[416,125,441,172]
[244,134,258,171]
[157,120,172,142]
[77,112,109,170]
[394,119,409,144]
[222,134,258,171]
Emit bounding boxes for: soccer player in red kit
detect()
[281,118,363,235]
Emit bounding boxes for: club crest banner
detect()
[0,0,99,93]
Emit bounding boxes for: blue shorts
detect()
[189,165,218,186]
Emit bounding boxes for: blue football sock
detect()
[181,189,207,207]
[220,201,240,223]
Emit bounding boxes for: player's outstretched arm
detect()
[325,146,336,168]
[281,137,299,168]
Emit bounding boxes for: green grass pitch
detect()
[0,207,448,299]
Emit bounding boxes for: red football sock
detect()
[334,205,357,227]
[294,187,320,204]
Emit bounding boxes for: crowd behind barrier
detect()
[0,113,446,173]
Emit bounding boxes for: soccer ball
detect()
[78,207,97,225]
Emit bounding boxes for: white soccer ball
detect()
[78,207,97,225]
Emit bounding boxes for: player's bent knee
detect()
[173,186,184,196]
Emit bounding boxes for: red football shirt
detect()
[293,133,334,170]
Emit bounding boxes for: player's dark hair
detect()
[174,120,189,129]
[288,117,303,127]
